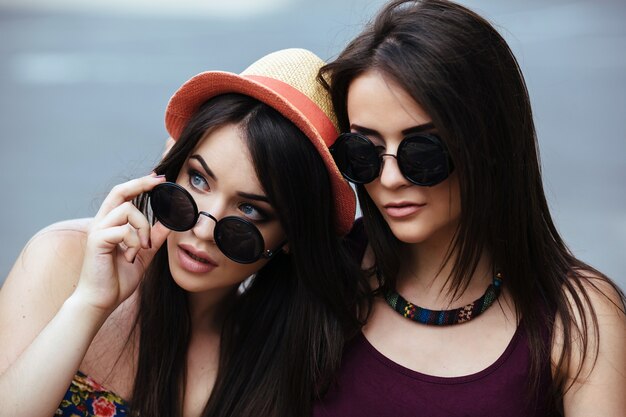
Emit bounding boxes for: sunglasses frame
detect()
[331,132,454,186]
[149,182,284,264]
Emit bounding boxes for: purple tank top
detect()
[315,219,557,416]
[313,321,555,417]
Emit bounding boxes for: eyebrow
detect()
[237,191,270,204]
[189,154,271,204]
[350,122,436,138]
[190,155,216,180]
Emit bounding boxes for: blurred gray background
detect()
[0,0,624,290]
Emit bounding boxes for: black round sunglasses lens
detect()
[334,134,380,183]
[215,217,264,264]
[398,136,450,186]
[150,183,198,231]
[150,182,267,264]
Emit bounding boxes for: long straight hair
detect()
[320,0,625,412]
[131,94,363,416]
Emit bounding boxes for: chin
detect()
[387,221,457,247]
[166,257,208,292]
[389,228,432,244]
[380,215,426,243]
[169,268,203,292]
[170,270,227,294]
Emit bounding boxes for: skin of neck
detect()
[186,285,238,334]
[396,231,494,308]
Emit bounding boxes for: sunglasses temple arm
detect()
[263,239,288,259]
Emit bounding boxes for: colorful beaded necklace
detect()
[384,271,503,326]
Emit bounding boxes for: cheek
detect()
[166,233,178,251]
[220,258,270,289]
[258,222,287,251]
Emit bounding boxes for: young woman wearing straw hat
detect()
[0,48,362,417]
[315,1,626,415]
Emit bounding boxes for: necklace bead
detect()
[384,271,503,326]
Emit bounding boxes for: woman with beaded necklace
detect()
[315,0,626,415]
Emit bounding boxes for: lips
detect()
[177,244,217,273]
[383,201,425,218]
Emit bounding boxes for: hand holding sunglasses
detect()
[150,182,284,264]
[75,174,170,314]
[330,132,454,186]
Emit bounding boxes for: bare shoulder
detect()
[0,218,93,372]
[553,269,626,415]
[5,217,92,291]
[554,268,626,341]
[43,217,92,234]
[562,269,625,321]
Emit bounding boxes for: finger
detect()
[117,240,140,263]
[94,174,166,222]
[120,224,142,263]
[150,221,170,251]
[126,246,141,264]
[133,222,171,268]
[95,202,152,249]
[90,224,142,263]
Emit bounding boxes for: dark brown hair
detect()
[130,94,362,416]
[320,0,625,413]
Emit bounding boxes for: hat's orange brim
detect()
[165,71,355,236]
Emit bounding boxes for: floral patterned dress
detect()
[55,371,128,417]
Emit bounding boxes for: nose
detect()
[192,211,219,242]
[379,153,409,189]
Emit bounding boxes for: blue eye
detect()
[188,170,209,192]
[239,203,265,222]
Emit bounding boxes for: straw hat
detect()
[165,49,356,235]
[165,48,355,235]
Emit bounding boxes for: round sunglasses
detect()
[330,132,454,186]
[149,182,284,264]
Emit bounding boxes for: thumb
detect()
[135,222,170,269]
